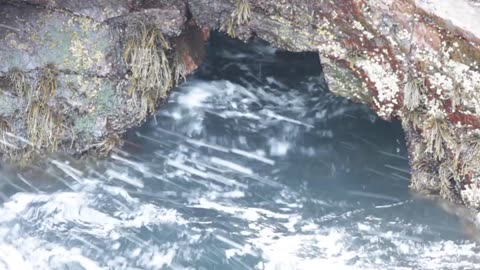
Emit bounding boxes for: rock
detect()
[0,4,120,75]
[188,0,480,209]
[15,0,132,22]
[0,0,205,160]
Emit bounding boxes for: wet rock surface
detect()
[0,0,205,160]
[1,0,480,209]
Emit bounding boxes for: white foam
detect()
[106,169,144,189]
[210,157,253,175]
[0,244,33,270]
[191,198,292,222]
[261,110,314,128]
[0,236,103,270]
[187,139,229,152]
[268,139,291,156]
[167,159,208,178]
[177,84,213,108]
[231,148,275,165]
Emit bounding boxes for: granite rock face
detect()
[1,0,480,209]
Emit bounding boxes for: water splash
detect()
[0,33,479,269]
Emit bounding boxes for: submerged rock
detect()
[1,0,480,210]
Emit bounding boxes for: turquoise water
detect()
[0,33,479,269]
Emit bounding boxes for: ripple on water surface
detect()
[1,33,480,270]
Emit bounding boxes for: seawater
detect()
[0,33,479,270]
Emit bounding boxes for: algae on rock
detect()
[124,24,173,119]
[0,0,196,161]
[26,102,64,152]
[222,0,252,37]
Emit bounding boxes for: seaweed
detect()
[222,0,252,37]
[454,136,480,180]
[402,109,423,130]
[438,160,462,203]
[94,134,123,156]
[36,64,58,104]
[173,50,187,85]
[423,113,453,161]
[26,102,63,151]
[124,24,172,117]
[0,117,15,153]
[6,68,29,97]
[403,75,424,111]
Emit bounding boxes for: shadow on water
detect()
[0,32,479,269]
